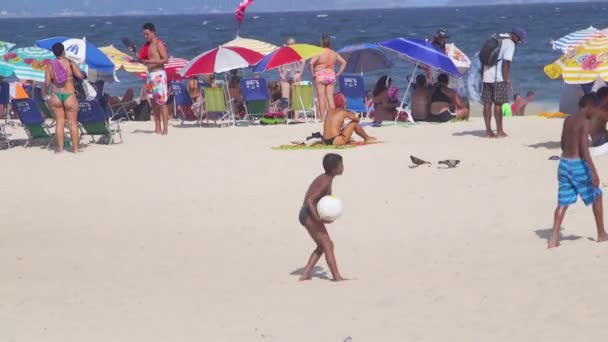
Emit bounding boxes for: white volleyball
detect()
[317,195,343,222]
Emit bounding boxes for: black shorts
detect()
[299,206,309,226]
[427,111,455,123]
[482,82,511,105]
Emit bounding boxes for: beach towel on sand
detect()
[272,141,380,150]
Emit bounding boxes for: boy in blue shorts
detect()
[549,93,608,248]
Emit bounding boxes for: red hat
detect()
[334,93,346,108]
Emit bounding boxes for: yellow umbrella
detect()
[544,35,608,84]
[222,36,278,55]
[99,45,147,73]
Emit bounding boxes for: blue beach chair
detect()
[11,98,54,148]
[78,100,123,144]
[339,75,367,116]
[240,77,274,123]
[171,82,201,126]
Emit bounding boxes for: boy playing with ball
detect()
[549,93,608,248]
[298,153,345,281]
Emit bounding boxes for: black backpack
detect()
[479,34,509,66]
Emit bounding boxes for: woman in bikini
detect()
[428,73,469,123]
[43,43,84,153]
[309,35,346,122]
[372,75,399,123]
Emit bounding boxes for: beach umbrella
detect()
[338,43,392,74]
[0,41,15,56]
[552,26,608,53]
[35,37,115,74]
[544,35,608,84]
[222,36,278,55]
[0,47,55,82]
[179,46,263,76]
[252,44,323,72]
[445,43,471,74]
[99,45,147,74]
[379,37,460,121]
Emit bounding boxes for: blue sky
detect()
[0,0,595,16]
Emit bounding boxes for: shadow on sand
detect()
[290,266,330,280]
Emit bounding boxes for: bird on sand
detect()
[438,159,460,168]
[410,156,431,168]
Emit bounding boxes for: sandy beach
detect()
[3,111,608,341]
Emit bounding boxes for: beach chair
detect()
[78,100,123,145]
[202,87,232,127]
[339,75,368,116]
[10,98,54,148]
[31,87,55,126]
[0,80,9,122]
[290,81,318,123]
[170,82,201,126]
[240,77,277,123]
[108,88,135,121]
[0,121,9,148]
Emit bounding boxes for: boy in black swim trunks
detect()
[298,153,346,281]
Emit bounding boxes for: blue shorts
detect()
[558,158,602,207]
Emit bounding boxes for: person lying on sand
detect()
[298,153,346,281]
[548,93,608,249]
[322,93,376,145]
[590,87,608,147]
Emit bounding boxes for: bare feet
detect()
[496,131,508,138]
[484,131,495,138]
[364,137,378,144]
[298,275,312,281]
[332,276,347,282]
[548,235,560,249]
[598,233,608,243]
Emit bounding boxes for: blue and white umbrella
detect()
[379,37,460,122]
[35,37,115,74]
[338,43,392,74]
[552,26,607,53]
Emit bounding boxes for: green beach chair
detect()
[203,87,233,127]
[78,100,123,145]
[11,99,54,148]
[290,82,318,123]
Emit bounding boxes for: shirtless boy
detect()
[322,93,376,146]
[141,22,169,135]
[548,93,608,248]
[298,154,345,281]
[590,87,608,147]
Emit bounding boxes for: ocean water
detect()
[1,2,607,104]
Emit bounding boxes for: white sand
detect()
[2,115,608,341]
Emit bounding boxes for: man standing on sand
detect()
[481,27,526,138]
[140,22,169,135]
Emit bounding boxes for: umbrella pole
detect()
[224,73,236,126]
[397,62,418,123]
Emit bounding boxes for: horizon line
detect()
[0,1,590,19]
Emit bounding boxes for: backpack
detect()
[479,34,509,66]
[50,60,68,85]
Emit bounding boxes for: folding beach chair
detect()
[107,88,136,121]
[78,100,123,144]
[339,75,368,116]
[31,87,55,126]
[170,82,201,126]
[10,98,54,148]
[0,121,9,148]
[202,87,232,127]
[240,77,273,123]
[290,81,318,123]
[0,80,9,122]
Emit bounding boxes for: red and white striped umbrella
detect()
[179,46,263,76]
[138,57,188,82]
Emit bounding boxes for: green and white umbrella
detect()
[0,41,15,56]
[0,46,55,82]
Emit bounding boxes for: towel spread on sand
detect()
[537,112,569,119]
[272,141,380,150]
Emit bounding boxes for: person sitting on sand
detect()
[428,73,469,122]
[411,74,432,121]
[548,93,608,248]
[298,153,346,281]
[590,87,608,147]
[322,93,376,146]
[372,75,399,123]
[511,90,535,116]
